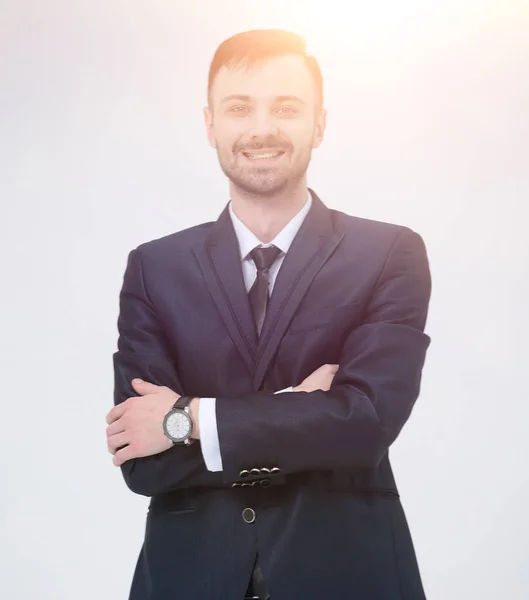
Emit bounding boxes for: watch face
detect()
[164,410,192,443]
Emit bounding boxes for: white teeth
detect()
[244,151,283,160]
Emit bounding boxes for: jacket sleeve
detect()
[216,228,432,484]
[112,248,221,496]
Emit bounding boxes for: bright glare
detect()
[222,0,517,58]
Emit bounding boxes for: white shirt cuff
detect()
[198,387,294,473]
[198,397,223,472]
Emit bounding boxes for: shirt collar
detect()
[229,193,312,262]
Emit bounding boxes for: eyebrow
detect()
[220,94,306,105]
[275,95,306,105]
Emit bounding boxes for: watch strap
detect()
[172,395,194,410]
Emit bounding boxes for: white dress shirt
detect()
[198,193,313,472]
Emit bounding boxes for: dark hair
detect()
[207,29,323,107]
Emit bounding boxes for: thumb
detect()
[131,378,160,395]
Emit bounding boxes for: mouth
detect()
[241,149,286,161]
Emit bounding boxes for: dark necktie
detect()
[248,245,282,336]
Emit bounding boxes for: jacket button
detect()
[242,508,256,524]
[260,479,271,487]
[231,482,242,488]
[250,468,261,476]
[239,469,250,478]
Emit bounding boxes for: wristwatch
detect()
[162,395,196,446]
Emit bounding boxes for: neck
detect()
[229,179,309,244]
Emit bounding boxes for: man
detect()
[106,29,432,600]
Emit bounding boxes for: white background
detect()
[1,1,528,598]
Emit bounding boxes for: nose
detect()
[246,108,279,139]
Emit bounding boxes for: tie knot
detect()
[249,245,282,271]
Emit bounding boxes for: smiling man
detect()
[107,29,432,600]
[207,52,324,201]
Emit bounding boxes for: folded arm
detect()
[112,248,219,496]
[113,227,430,494]
[215,228,432,483]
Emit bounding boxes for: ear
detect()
[204,106,217,149]
[312,107,327,149]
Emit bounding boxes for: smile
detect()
[241,149,285,160]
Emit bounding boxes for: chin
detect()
[233,176,290,197]
[220,157,309,196]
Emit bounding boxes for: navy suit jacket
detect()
[113,189,432,600]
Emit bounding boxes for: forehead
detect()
[211,54,316,104]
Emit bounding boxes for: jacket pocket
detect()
[148,489,197,515]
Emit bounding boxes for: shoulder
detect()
[133,220,214,261]
[331,208,425,254]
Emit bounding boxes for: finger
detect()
[106,419,126,438]
[131,379,162,396]
[106,403,126,425]
[316,364,336,375]
[108,432,130,455]
[113,444,137,467]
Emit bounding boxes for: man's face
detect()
[204,54,326,196]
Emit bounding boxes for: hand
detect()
[294,363,339,393]
[105,379,179,467]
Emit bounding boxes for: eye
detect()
[275,106,299,116]
[228,105,251,115]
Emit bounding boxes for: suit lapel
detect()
[193,189,344,388]
[192,204,257,376]
[253,190,344,390]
